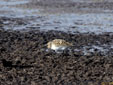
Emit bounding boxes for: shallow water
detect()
[82,45,113,56]
[2,13,113,34]
[0,0,113,34]
[31,13,113,34]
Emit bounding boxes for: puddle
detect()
[75,45,113,56]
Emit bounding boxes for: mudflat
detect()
[0,29,113,85]
[0,0,113,85]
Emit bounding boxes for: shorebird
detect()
[47,39,73,51]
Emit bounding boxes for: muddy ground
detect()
[0,0,113,85]
[0,28,113,85]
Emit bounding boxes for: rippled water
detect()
[2,13,113,34]
[0,0,113,34]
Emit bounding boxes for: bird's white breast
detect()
[51,44,67,51]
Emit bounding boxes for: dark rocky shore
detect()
[0,28,113,85]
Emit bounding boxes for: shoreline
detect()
[0,0,113,84]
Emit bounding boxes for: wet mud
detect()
[0,28,113,85]
[0,0,113,85]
